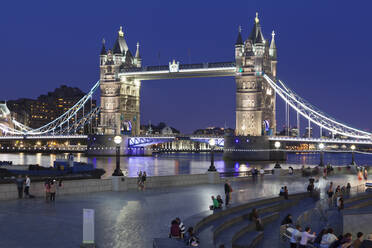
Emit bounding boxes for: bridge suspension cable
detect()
[263,74,372,140]
[0,80,100,136]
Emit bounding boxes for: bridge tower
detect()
[98,27,141,135]
[234,13,277,136]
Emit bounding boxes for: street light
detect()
[112,135,124,176]
[318,143,325,167]
[274,141,281,168]
[351,145,356,165]
[208,139,217,171]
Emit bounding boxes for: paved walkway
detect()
[0,174,363,248]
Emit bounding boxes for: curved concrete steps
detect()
[193,192,313,248]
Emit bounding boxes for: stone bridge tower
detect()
[234,13,277,137]
[98,27,142,135]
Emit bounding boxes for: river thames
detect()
[0,152,371,178]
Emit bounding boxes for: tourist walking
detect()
[44,179,51,202]
[327,182,334,207]
[141,171,147,190]
[224,180,232,206]
[24,175,31,198]
[50,180,56,201]
[137,171,143,190]
[15,175,24,199]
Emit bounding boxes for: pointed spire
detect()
[235,26,243,45]
[249,12,265,44]
[118,26,124,37]
[100,38,107,55]
[269,30,277,58]
[135,42,141,58]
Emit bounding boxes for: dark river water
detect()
[0,152,370,178]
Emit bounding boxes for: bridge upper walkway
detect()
[118,61,236,80]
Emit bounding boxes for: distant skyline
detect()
[1,0,371,134]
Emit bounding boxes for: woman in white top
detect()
[320,228,338,248]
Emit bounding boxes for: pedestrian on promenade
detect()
[284,186,289,200]
[44,179,51,202]
[259,168,265,178]
[137,171,142,190]
[141,171,147,191]
[327,182,334,207]
[224,180,232,206]
[346,183,351,194]
[50,180,56,201]
[299,227,316,248]
[15,175,24,199]
[323,167,327,179]
[352,232,363,248]
[364,168,368,180]
[24,175,31,198]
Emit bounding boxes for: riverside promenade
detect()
[0,173,363,248]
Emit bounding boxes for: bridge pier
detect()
[223,135,286,161]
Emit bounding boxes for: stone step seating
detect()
[255,197,317,248]
[194,192,311,248]
[344,197,372,210]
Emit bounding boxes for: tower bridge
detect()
[0,13,371,159]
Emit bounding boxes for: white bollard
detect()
[81,209,95,248]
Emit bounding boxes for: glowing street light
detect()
[351,145,356,165]
[274,141,281,168]
[318,143,325,167]
[207,139,217,172]
[112,135,124,176]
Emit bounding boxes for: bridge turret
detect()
[269,30,277,77]
[100,38,107,66]
[235,26,243,69]
[134,42,142,68]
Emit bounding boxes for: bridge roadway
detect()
[119,62,236,80]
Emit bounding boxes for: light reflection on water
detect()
[0,152,370,178]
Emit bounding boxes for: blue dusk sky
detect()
[0,0,371,134]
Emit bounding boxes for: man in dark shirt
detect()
[15,175,24,199]
[224,180,232,206]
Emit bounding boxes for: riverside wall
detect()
[0,172,221,201]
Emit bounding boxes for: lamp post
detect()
[274,141,281,168]
[208,139,217,171]
[112,135,124,176]
[318,143,325,167]
[351,145,356,165]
